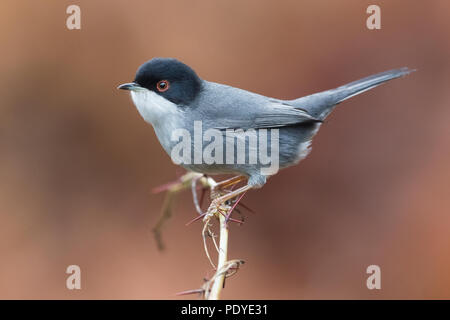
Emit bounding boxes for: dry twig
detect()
[153,172,245,299]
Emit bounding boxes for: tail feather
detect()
[333,67,415,104]
[290,68,415,119]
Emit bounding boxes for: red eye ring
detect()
[156,80,170,92]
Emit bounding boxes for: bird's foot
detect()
[204,184,252,226]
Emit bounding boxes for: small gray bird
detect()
[118,58,413,205]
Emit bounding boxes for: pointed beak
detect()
[117,82,141,91]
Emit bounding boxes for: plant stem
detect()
[208,211,228,300]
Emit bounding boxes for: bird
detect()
[118,57,413,208]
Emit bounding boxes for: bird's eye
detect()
[156,80,170,92]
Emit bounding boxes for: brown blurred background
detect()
[0,0,449,299]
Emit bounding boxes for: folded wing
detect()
[213,101,320,130]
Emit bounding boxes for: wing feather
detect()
[213,101,321,130]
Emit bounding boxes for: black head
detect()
[132,58,202,105]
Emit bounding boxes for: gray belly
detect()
[169,122,321,177]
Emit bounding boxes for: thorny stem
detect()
[153,172,245,299]
[207,211,228,300]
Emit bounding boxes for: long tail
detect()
[290,67,415,120]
